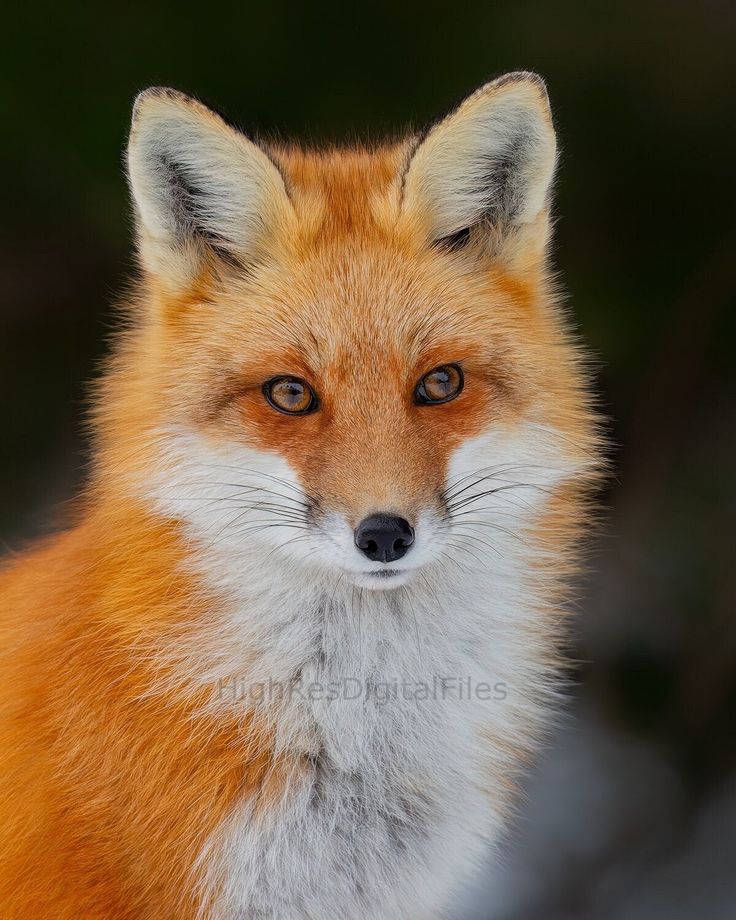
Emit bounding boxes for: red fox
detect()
[0,73,600,918]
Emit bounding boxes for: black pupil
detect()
[280,381,304,407]
[429,368,453,396]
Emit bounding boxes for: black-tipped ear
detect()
[127,88,291,288]
[402,72,557,260]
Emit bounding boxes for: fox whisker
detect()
[451,520,527,547]
[197,463,311,501]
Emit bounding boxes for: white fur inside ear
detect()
[402,73,557,242]
[127,88,289,284]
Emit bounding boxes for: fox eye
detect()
[415,364,464,405]
[263,377,318,415]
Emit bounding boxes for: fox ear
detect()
[401,72,557,263]
[127,88,290,288]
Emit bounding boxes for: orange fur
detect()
[0,508,286,917]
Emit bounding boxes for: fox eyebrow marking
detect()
[278,318,324,366]
[302,326,323,364]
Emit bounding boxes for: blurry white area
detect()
[454,699,736,920]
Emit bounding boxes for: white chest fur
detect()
[195,569,552,920]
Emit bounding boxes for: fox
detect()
[0,72,600,919]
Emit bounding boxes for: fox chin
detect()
[0,73,601,919]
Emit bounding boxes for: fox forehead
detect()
[273,143,406,229]
[218,255,516,359]
[177,192,536,391]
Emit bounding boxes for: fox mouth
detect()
[348,567,413,590]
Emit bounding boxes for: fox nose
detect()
[354,514,415,563]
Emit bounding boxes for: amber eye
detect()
[263,377,318,415]
[415,364,464,405]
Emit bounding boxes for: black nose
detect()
[354,514,415,563]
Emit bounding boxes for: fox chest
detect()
[206,691,494,920]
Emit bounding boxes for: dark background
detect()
[2,2,735,917]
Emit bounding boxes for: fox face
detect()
[117,75,594,594]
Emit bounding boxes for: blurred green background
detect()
[2,1,735,916]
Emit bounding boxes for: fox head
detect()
[111,74,596,593]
